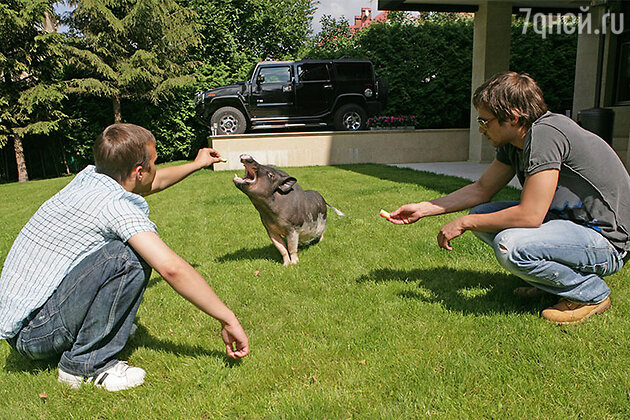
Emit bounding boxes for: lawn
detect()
[1,163,630,419]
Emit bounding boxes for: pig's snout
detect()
[239,154,253,163]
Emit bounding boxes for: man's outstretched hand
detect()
[195,147,224,168]
[221,320,250,359]
[437,218,467,250]
[385,203,426,225]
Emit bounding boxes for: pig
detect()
[233,154,344,266]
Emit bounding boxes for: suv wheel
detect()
[210,106,247,135]
[334,104,367,131]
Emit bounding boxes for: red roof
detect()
[348,8,389,34]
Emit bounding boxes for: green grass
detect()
[1,163,630,419]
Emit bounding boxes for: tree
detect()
[0,0,67,182]
[185,0,316,88]
[306,11,575,130]
[358,19,474,128]
[62,0,200,123]
[310,15,354,59]
[510,18,577,115]
[386,10,412,26]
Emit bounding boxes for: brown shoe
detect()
[513,286,547,298]
[541,297,611,325]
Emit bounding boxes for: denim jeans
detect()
[470,201,625,304]
[6,241,151,376]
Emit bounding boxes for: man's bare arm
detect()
[145,148,222,196]
[437,168,559,249]
[387,159,516,224]
[128,231,249,358]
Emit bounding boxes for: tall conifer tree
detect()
[0,0,66,182]
[63,0,199,123]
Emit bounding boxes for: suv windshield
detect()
[259,66,292,83]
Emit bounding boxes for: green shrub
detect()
[306,17,577,129]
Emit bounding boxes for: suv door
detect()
[294,62,333,117]
[333,62,375,96]
[250,65,295,119]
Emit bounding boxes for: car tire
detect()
[334,104,367,131]
[210,106,247,135]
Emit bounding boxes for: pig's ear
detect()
[277,177,297,193]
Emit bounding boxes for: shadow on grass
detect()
[3,348,57,373]
[120,324,242,367]
[334,163,521,202]
[215,244,279,263]
[335,163,471,196]
[147,276,162,289]
[3,324,241,374]
[357,266,555,316]
[215,240,323,265]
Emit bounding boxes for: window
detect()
[613,4,630,105]
[298,63,330,82]
[259,66,291,84]
[334,62,372,82]
[615,35,630,104]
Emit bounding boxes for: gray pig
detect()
[233,154,344,266]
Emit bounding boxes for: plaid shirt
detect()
[0,165,157,339]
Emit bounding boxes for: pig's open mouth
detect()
[233,160,257,184]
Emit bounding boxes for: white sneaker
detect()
[58,361,145,391]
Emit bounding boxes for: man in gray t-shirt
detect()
[385,72,629,325]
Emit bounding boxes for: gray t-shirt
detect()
[496,112,630,252]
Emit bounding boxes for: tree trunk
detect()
[59,138,70,175]
[48,140,60,177]
[113,95,122,123]
[2,146,9,181]
[40,146,47,178]
[14,135,29,182]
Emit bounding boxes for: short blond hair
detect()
[93,123,156,182]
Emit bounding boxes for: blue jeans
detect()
[470,201,625,304]
[6,241,151,376]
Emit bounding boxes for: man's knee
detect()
[492,229,536,272]
[470,201,519,216]
[470,203,492,215]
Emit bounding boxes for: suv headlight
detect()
[364,88,373,98]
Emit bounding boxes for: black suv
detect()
[195,59,387,135]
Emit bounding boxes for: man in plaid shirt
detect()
[0,123,249,391]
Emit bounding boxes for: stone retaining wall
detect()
[209,129,469,170]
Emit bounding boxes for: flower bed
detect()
[367,115,416,130]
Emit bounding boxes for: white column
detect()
[572,7,604,116]
[468,1,512,163]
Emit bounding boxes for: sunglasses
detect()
[477,116,497,130]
